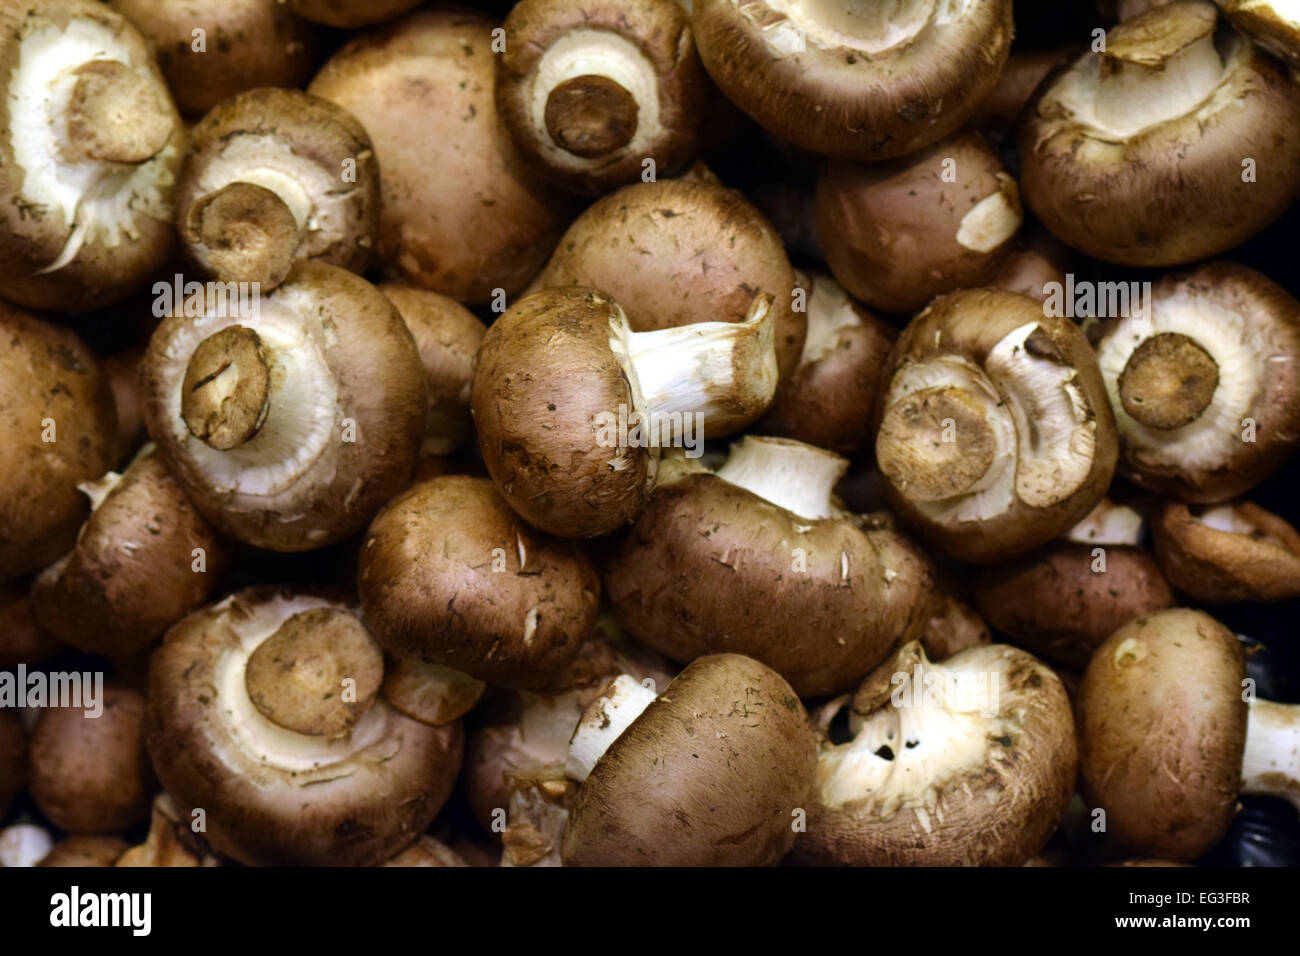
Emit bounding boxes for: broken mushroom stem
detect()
[712,435,847,520]
[180,324,272,451]
[564,674,659,783]
[1241,697,1300,811]
[185,182,303,290]
[1116,332,1220,430]
[58,58,174,164]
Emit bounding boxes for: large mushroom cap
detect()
[358,475,600,689]
[1151,500,1300,602]
[141,261,426,551]
[0,301,117,581]
[692,0,1013,161]
[873,288,1118,563]
[562,653,816,866]
[146,588,463,866]
[1077,607,1248,860]
[799,641,1077,866]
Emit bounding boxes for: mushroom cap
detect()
[108,0,315,117]
[379,283,486,458]
[0,0,183,312]
[693,0,1012,160]
[562,653,816,866]
[32,448,231,656]
[146,588,464,866]
[288,0,423,29]
[359,475,600,689]
[0,302,117,581]
[102,349,146,465]
[142,261,426,551]
[472,287,653,538]
[969,46,1078,136]
[0,710,25,821]
[874,288,1118,563]
[816,132,1023,315]
[1019,4,1300,265]
[973,543,1174,669]
[1092,262,1300,502]
[36,835,130,867]
[1151,500,1300,602]
[0,585,60,668]
[604,464,935,698]
[758,273,896,453]
[799,641,1077,866]
[537,177,804,382]
[380,657,485,727]
[496,0,709,195]
[308,9,575,304]
[29,685,153,835]
[1077,607,1248,860]
[381,835,469,867]
[177,88,380,284]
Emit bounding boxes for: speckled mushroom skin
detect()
[32,449,231,656]
[472,287,653,538]
[562,654,816,866]
[537,178,804,381]
[495,0,709,195]
[358,476,600,689]
[0,302,117,581]
[799,642,1076,866]
[0,0,183,312]
[972,543,1175,668]
[692,0,1013,161]
[1151,501,1300,603]
[146,589,464,867]
[308,9,575,304]
[1077,609,1248,860]
[604,472,935,698]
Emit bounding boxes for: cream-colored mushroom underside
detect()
[1095,292,1270,472]
[155,288,340,501]
[758,0,970,56]
[8,18,177,273]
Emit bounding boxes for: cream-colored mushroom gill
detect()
[1066,497,1144,545]
[1240,698,1300,811]
[159,287,339,497]
[715,435,847,520]
[528,30,664,169]
[9,17,177,273]
[759,0,968,56]
[1046,12,1244,142]
[210,594,392,776]
[817,651,1016,822]
[1095,291,1264,472]
[800,275,865,364]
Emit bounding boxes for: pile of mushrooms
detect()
[3,0,1300,874]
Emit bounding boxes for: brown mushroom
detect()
[288,0,422,29]
[1151,499,1300,602]
[0,710,25,821]
[37,835,130,867]
[116,794,220,867]
[1216,0,1300,67]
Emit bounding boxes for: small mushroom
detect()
[535,176,805,383]
[873,289,1118,563]
[816,131,1023,315]
[308,9,575,305]
[116,794,220,867]
[288,0,422,28]
[921,589,993,663]
[358,475,600,689]
[1078,607,1300,859]
[108,0,314,117]
[146,588,464,866]
[972,498,1175,669]
[28,685,153,835]
[562,654,816,866]
[1151,500,1300,602]
[471,287,779,537]
[0,0,184,312]
[604,437,936,698]
[1090,261,1300,503]
[31,445,232,656]
[758,272,897,454]
[0,710,25,821]
[691,0,1013,161]
[176,88,380,291]
[141,262,427,551]
[379,283,487,459]
[0,302,117,581]
[798,640,1077,866]
[496,0,710,195]
[381,658,486,728]
[1019,1,1300,265]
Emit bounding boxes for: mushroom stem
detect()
[545,74,639,158]
[876,385,1001,503]
[1065,497,1145,546]
[1095,2,1225,136]
[1117,332,1220,430]
[715,436,848,520]
[187,182,303,289]
[1241,698,1300,811]
[0,824,54,868]
[59,59,174,164]
[181,325,272,451]
[564,674,657,783]
[621,293,778,434]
